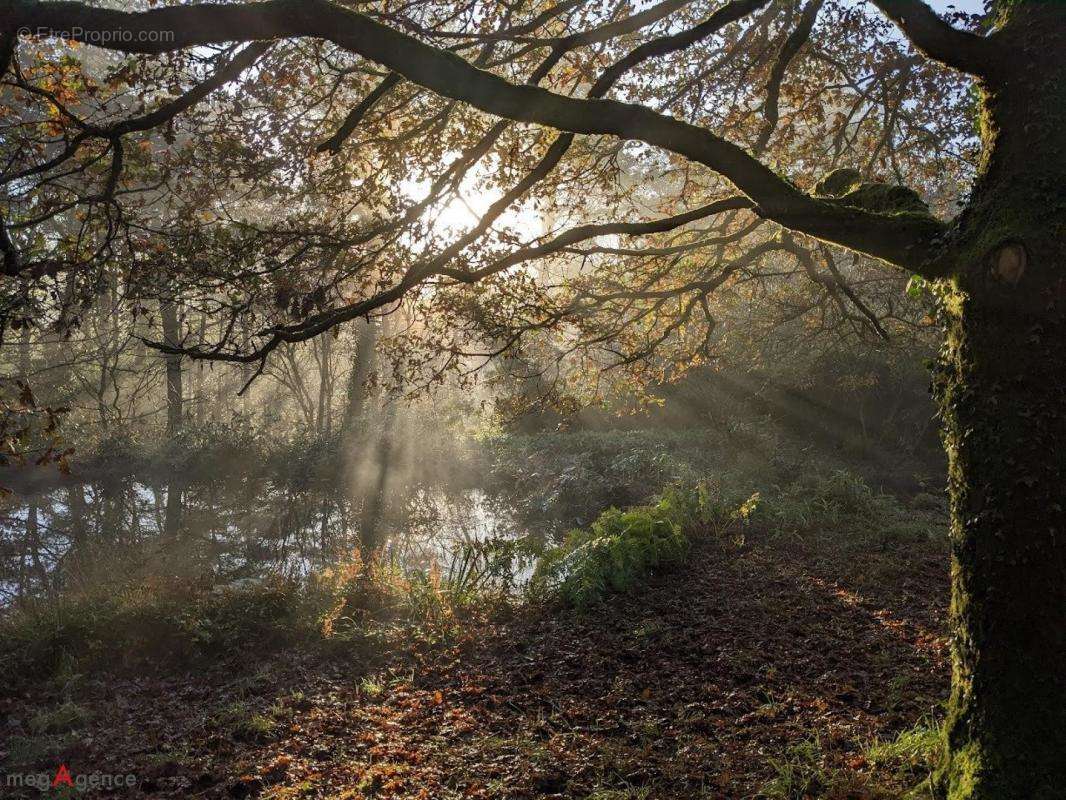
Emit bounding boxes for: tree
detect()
[159,297,183,436]
[1,1,1063,795]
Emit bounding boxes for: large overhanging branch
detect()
[4,0,953,277]
[141,1,762,366]
[313,0,726,247]
[867,0,1003,79]
[279,0,771,371]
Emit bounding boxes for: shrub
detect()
[531,487,705,609]
[483,428,776,530]
[0,577,315,680]
[753,469,947,546]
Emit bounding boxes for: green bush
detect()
[531,486,710,609]
[483,428,777,530]
[528,466,943,610]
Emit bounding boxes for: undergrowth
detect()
[0,463,944,686]
[527,466,944,610]
[865,717,944,797]
[757,469,946,546]
[0,548,506,687]
[531,483,758,609]
[758,718,944,800]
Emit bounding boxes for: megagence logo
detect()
[5,764,138,793]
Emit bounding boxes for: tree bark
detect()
[934,6,1066,794]
[358,398,396,556]
[938,258,1066,799]
[317,332,333,435]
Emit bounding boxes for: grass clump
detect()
[761,737,892,800]
[761,738,832,800]
[213,700,279,742]
[29,701,91,734]
[865,718,944,788]
[4,702,91,771]
[4,733,81,770]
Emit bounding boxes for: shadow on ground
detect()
[1,532,948,799]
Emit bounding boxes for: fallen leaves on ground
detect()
[1,531,948,799]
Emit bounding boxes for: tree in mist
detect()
[1,0,1064,795]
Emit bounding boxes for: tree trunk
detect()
[935,7,1066,794]
[67,484,89,557]
[358,397,396,555]
[160,300,184,536]
[163,480,184,539]
[317,332,333,435]
[192,313,207,424]
[160,299,183,437]
[342,319,378,433]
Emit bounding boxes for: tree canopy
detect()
[1,0,983,395]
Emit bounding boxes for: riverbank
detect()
[1,507,948,799]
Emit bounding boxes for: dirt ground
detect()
[1,532,949,799]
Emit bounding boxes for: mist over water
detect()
[0,460,534,612]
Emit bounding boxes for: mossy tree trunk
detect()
[935,4,1066,795]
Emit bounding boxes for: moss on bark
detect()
[934,272,1066,799]
[931,8,1066,790]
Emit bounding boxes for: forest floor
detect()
[1,531,949,800]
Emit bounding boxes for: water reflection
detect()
[0,474,535,610]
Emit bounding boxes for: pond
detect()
[0,471,540,611]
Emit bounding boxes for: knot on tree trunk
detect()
[989,241,1027,286]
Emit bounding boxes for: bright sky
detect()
[839,0,987,19]
[925,0,985,12]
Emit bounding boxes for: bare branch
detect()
[149,198,752,363]
[317,72,401,153]
[754,0,824,154]
[2,43,269,186]
[102,42,271,138]
[440,197,754,283]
